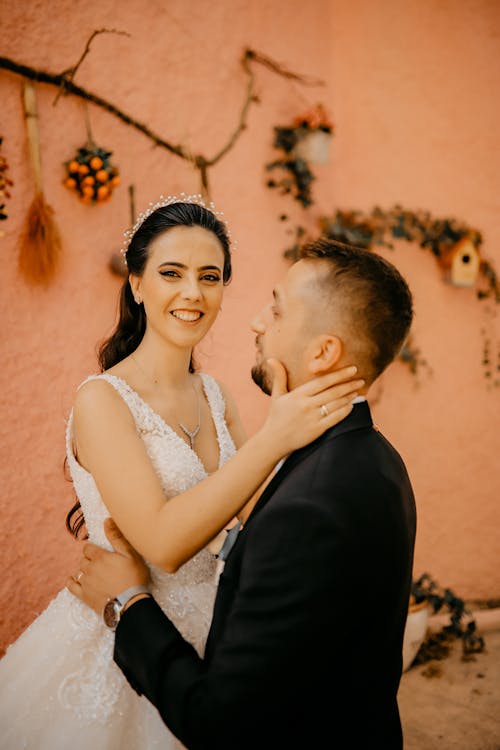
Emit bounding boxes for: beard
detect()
[251,362,272,395]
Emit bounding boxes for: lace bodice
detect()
[61,371,236,723]
[66,372,235,584]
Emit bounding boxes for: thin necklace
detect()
[131,354,201,450]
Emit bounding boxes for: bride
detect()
[0,195,361,749]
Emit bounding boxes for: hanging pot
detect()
[402,599,430,671]
[292,128,332,165]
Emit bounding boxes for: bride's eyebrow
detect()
[199,265,222,272]
[158,261,186,269]
[157,261,222,272]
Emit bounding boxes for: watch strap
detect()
[115,584,151,608]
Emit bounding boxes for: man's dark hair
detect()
[299,237,413,381]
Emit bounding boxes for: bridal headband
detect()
[120,192,230,265]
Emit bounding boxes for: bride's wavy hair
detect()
[66,201,233,538]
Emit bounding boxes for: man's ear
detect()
[307,335,343,375]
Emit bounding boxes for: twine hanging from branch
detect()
[18,81,61,284]
[108,184,135,277]
[83,100,96,149]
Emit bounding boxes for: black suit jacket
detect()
[115,402,416,749]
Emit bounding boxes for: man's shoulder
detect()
[275,418,410,497]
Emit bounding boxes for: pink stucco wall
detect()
[1,0,499,654]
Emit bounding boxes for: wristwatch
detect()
[103,585,151,630]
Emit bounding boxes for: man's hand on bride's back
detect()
[263,360,364,456]
[67,518,150,616]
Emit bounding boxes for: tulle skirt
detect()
[0,588,183,749]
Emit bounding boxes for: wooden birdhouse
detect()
[438,236,481,287]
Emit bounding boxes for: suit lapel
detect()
[242,401,373,530]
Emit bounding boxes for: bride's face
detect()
[130,225,225,350]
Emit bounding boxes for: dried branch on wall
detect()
[53,28,131,105]
[244,48,325,87]
[0,40,323,196]
[0,54,190,159]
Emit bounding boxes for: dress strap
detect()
[198,373,236,468]
[199,373,226,422]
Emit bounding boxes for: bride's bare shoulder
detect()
[73,375,133,426]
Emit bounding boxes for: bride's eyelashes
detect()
[158,269,222,284]
[201,273,222,283]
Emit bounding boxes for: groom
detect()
[69,239,416,749]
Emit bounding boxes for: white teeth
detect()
[171,310,202,322]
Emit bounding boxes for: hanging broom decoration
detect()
[18,81,62,285]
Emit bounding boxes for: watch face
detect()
[103,598,120,629]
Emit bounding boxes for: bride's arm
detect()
[72,365,362,572]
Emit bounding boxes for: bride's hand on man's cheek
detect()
[264,360,363,454]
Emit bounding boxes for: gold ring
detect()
[76,571,84,583]
[320,404,328,417]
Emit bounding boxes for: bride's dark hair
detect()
[66,201,232,538]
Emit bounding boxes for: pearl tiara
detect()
[120,192,230,264]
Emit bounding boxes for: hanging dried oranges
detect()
[63,145,120,204]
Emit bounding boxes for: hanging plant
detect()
[266,103,334,207]
[0,136,14,233]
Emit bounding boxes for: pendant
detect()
[178,423,200,450]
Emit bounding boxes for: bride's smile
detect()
[170,309,204,322]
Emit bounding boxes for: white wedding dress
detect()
[0,373,236,750]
